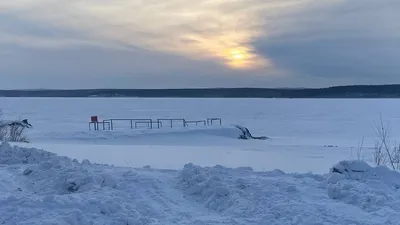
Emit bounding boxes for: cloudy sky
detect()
[1,0,399,89]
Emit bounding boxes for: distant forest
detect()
[2,84,400,98]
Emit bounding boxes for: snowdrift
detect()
[1,142,399,224]
[30,125,268,145]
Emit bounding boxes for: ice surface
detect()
[2,97,400,173]
[1,142,399,225]
[3,97,400,146]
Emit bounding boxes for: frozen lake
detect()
[1,97,400,173]
[2,97,400,225]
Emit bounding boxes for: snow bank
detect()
[29,126,266,145]
[1,143,399,224]
[327,160,400,215]
[179,163,234,211]
[0,141,63,165]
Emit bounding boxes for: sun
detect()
[227,49,250,68]
[231,50,244,59]
[215,47,267,69]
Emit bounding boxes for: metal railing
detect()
[207,118,222,125]
[89,117,222,130]
[89,121,111,131]
[184,120,206,126]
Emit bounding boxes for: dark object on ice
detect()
[234,125,268,140]
[324,145,338,148]
[8,119,32,128]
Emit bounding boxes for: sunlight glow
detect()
[231,50,244,59]
[220,47,270,69]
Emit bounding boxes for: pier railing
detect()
[89,117,222,131]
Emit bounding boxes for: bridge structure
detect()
[88,116,222,131]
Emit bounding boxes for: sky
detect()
[0,0,399,89]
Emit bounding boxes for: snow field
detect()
[1,142,399,225]
[3,97,400,174]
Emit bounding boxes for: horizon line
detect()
[0,84,398,91]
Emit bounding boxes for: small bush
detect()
[369,114,400,170]
[373,140,388,166]
[391,144,400,170]
[0,110,29,143]
[0,110,7,141]
[7,123,29,143]
[0,127,6,141]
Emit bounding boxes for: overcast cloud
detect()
[0,0,399,89]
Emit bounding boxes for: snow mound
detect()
[0,141,115,196]
[0,141,64,165]
[179,163,233,211]
[1,144,399,224]
[327,160,400,214]
[0,143,162,224]
[178,162,386,225]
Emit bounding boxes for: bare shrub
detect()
[391,144,400,170]
[7,123,28,143]
[0,110,29,143]
[357,115,400,171]
[373,140,388,166]
[373,114,396,169]
[0,109,6,141]
[0,126,6,141]
[357,136,365,161]
[352,136,365,161]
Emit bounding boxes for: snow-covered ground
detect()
[2,97,400,224]
[1,141,399,225]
